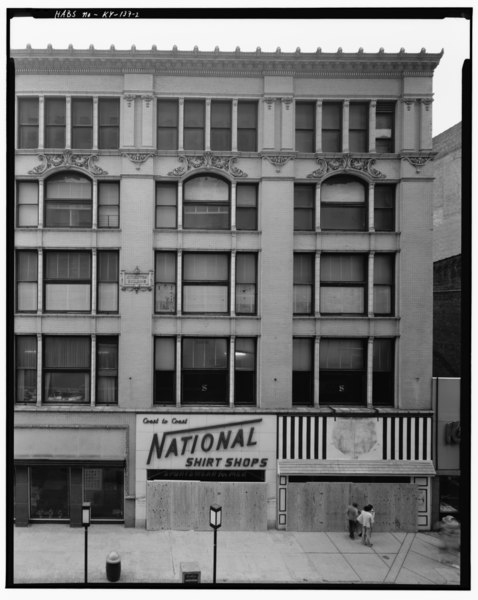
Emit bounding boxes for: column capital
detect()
[179,97,184,106]
[206,97,212,106]
[343,99,350,107]
[232,98,238,107]
[370,99,377,108]
[316,99,323,107]
[38,247,43,255]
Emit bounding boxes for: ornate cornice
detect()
[401,152,436,173]
[28,150,108,175]
[261,153,296,173]
[307,154,386,180]
[122,152,156,171]
[167,152,248,178]
[11,48,443,77]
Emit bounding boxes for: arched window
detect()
[45,172,92,228]
[183,175,230,230]
[321,175,366,231]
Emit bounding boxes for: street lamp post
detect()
[209,504,222,584]
[82,501,91,584]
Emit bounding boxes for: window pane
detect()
[235,338,256,405]
[157,100,178,126]
[98,283,118,312]
[183,338,228,369]
[374,254,393,284]
[321,254,365,282]
[320,287,365,313]
[293,285,313,314]
[375,186,395,208]
[98,251,118,282]
[235,254,256,313]
[44,336,90,365]
[46,252,91,279]
[322,131,341,152]
[211,101,231,127]
[236,185,257,229]
[96,338,118,404]
[349,103,368,128]
[47,173,92,199]
[45,283,91,311]
[236,254,256,282]
[44,372,90,403]
[323,103,342,128]
[17,251,37,280]
[17,283,38,311]
[295,131,314,152]
[155,337,176,405]
[155,338,176,370]
[184,100,205,127]
[184,129,204,150]
[17,181,38,204]
[98,99,119,148]
[99,182,119,206]
[236,185,257,207]
[296,103,315,129]
[320,339,364,369]
[295,185,314,208]
[84,468,124,519]
[183,285,228,312]
[294,209,314,231]
[156,252,176,281]
[236,208,257,230]
[18,98,39,148]
[235,338,255,370]
[349,131,368,153]
[16,336,37,403]
[45,99,65,148]
[183,205,229,229]
[321,205,366,230]
[30,467,69,519]
[294,254,313,283]
[158,129,178,150]
[211,130,231,151]
[238,102,257,128]
[156,206,176,228]
[293,338,313,370]
[237,129,257,152]
[184,176,228,201]
[322,177,365,204]
[183,254,228,280]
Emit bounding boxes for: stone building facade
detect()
[12,46,441,530]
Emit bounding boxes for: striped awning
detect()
[278,459,436,476]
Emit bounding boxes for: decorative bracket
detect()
[28,150,108,175]
[167,151,248,178]
[122,152,156,171]
[307,154,386,180]
[401,153,436,173]
[261,152,296,173]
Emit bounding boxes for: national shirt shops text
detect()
[146,418,268,467]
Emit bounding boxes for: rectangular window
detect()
[155,252,176,313]
[293,253,314,315]
[183,253,229,313]
[18,98,39,148]
[293,338,314,406]
[98,98,120,149]
[236,184,257,230]
[17,181,38,227]
[376,102,395,153]
[236,253,257,314]
[154,337,176,405]
[183,175,229,230]
[71,98,93,149]
[235,338,256,405]
[295,102,315,152]
[157,99,178,150]
[16,251,38,312]
[374,185,395,231]
[374,254,394,315]
[182,338,228,405]
[44,251,91,312]
[98,182,120,228]
[16,336,37,403]
[30,466,69,520]
[349,103,369,152]
[155,182,177,228]
[184,100,205,150]
[45,98,66,148]
[97,251,119,313]
[321,176,367,231]
[96,336,118,404]
[237,101,257,151]
[320,338,366,405]
[322,102,342,152]
[294,184,315,231]
[43,336,90,403]
[211,100,232,151]
[45,173,92,228]
[373,339,394,406]
[321,254,367,314]
[84,467,124,520]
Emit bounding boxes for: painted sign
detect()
[137,414,275,470]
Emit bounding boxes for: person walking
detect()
[357,504,374,547]
[345,502,359,539]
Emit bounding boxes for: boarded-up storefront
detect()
[147,480,267,530]
[287,482,418,532]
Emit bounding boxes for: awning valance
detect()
[278,459,436,477]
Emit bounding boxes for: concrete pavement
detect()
[11,525,461,586]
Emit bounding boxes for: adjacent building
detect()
[12,45,442,530]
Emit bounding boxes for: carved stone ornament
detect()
[123,152,156,171]
[281,97,293,109]
[402,154,435,173]
[263,97,277,109]
[120,267,154,293]
[167,152,248,177]
[261,153,296,173]
[28,150,108,175]
[307,154,385,179]
[124,94,136,107]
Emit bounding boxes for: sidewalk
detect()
[12,525,461,586]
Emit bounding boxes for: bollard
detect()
[106,551,121,582]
